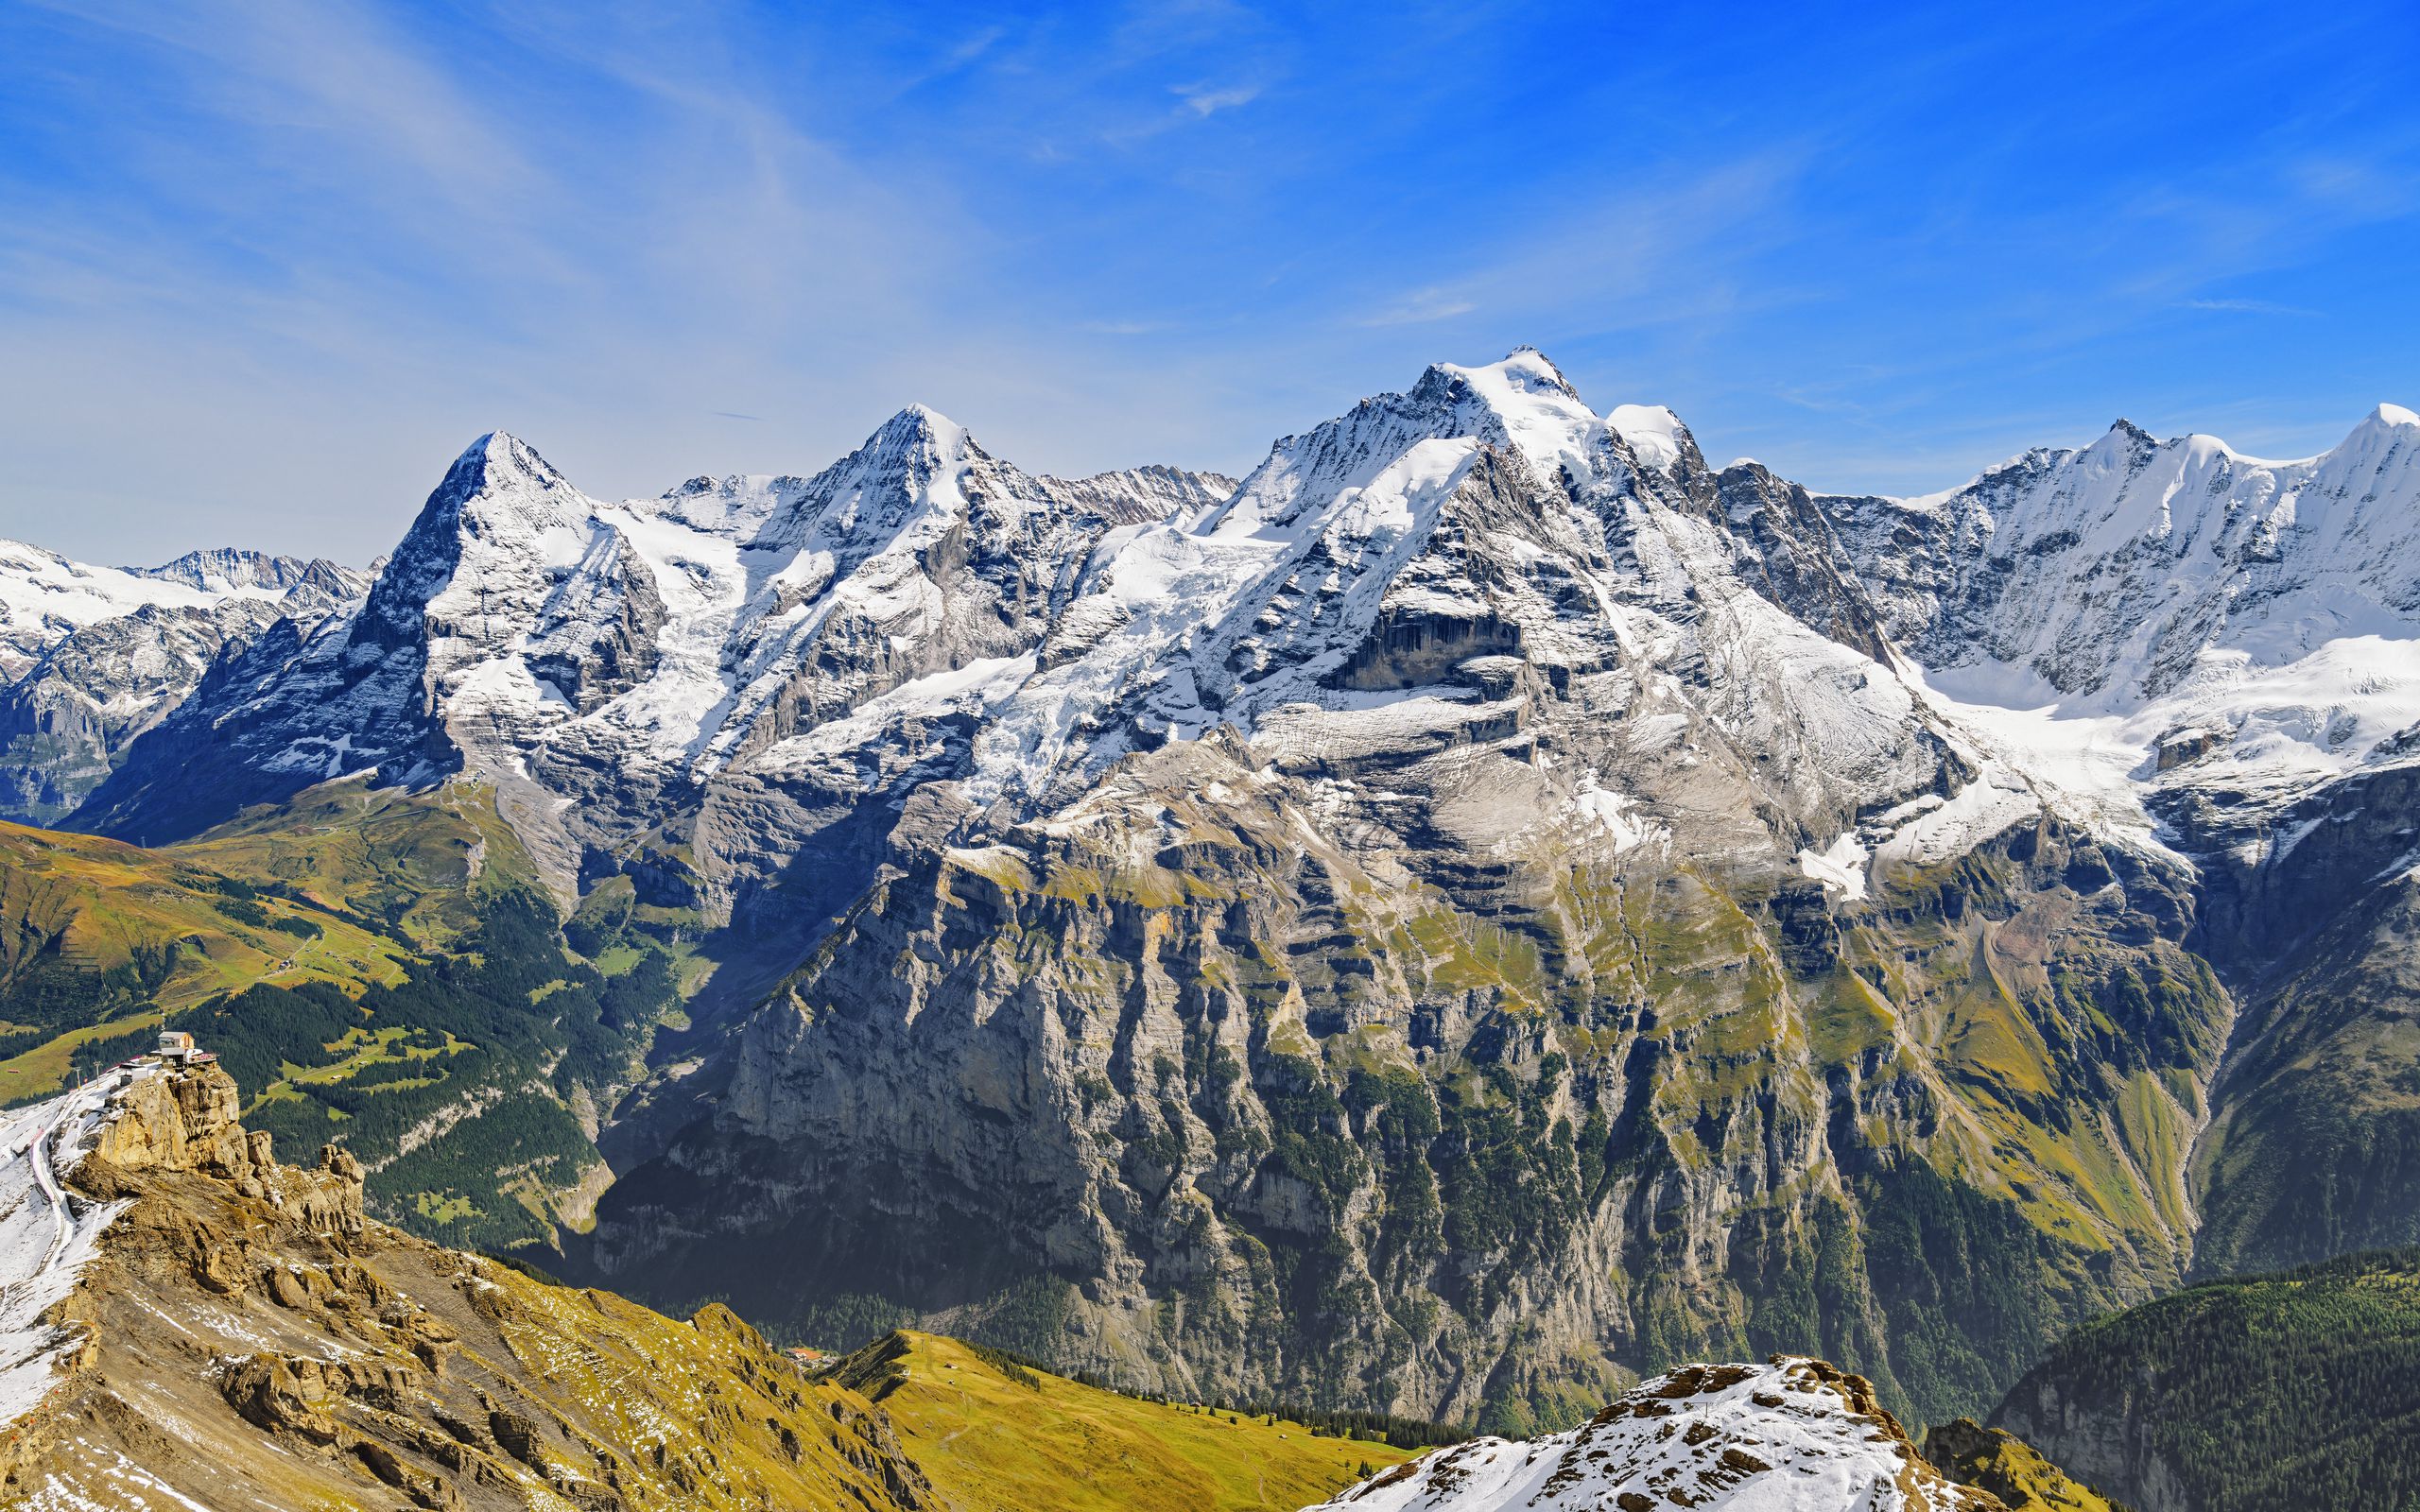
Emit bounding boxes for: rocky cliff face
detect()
[0,1058,935,1512]
[587,720,2223,1433]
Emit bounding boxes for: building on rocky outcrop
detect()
[0,1058,935,1511]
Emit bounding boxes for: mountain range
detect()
[2,350,2414,1444]
[0,543,367,827]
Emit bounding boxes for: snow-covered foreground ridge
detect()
[0,1073,143,1430]
[1307,1356,1990,1512]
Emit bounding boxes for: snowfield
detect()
[0,1073,144,1430]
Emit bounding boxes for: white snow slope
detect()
[1825,404,2420,838]
[1307,1357,1987,1512]
[0,1071,145,1430]
[0,541,346,679]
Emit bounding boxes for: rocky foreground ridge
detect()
[0,1057,934,1512]
[1305,1355,2113,1512]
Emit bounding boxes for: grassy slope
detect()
[840,1331,1411,1512]
[488,1280,926,1511]
[170,774,540,947]
[0,817,407,1102]
[2,780,697,1252]
[1923,1419,2123,1512]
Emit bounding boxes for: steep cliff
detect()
[0,1055,936,1511]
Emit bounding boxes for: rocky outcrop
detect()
[1923,1418,2123,1512]
[0,1060,935,1512]
[1305,1355,1998,1511]
[81,1061,361,1238]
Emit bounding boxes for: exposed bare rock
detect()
[0,1059,934,1512]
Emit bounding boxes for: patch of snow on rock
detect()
[0,1074,145,1430]
[1797,832,1869,901]
[1306,1356,1989,1512]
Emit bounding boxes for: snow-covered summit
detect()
[1307,1357,1990,1512]
[0,537,338,677]
[951,349,1927,828]
[135,547,366,599]
[1826,404,2420,709]
[1821,402,2420,836]
[1608,403,1692,472]
[72,404,1213,885]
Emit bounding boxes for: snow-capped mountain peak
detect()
[134,547,366,598]
[1422,349,1606,490]
[1608,403,1693,472]
[2360,399,2418,434]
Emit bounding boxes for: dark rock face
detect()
[580,723,2227,1434]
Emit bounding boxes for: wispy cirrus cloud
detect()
[1173,80,1260,117]
[0,0,2413,563]
[2177,298,2324,317]
[1358,288,1477,327]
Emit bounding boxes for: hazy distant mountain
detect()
[0,541,365,825]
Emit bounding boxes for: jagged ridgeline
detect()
[6,353,2415,1441]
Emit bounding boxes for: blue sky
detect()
[3,0,2416,564]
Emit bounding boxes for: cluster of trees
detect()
[134,885,677,1251]
[2016,1247,2420,1512]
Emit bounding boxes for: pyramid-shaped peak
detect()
[870,403,968,448]
[438,430,571,501]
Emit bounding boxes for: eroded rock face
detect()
[587,714,2227,1432]
[0,1062,935,1512]
[81,1063,364,1234]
